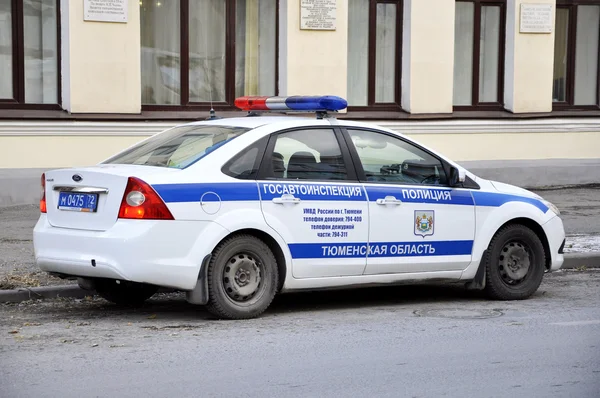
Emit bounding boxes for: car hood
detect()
[489,180,543,200]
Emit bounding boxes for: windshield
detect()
[102,125,250,168]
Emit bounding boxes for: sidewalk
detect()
[1,185,599,302]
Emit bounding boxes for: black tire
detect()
[205,234,279,320]
[483,224,546,300]
[94,279,159,306]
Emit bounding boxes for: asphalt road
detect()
[1,269,599,397]
[535,185,600,236]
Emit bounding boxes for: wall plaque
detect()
[520,4,553,33]
[84,0,128,23]
[300,0,336,31]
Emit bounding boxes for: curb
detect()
[0,285,176,304]
[1,253,599,304]
[562,252,600,268]
[0,285,92,303]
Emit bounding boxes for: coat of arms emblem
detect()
[415,210,434,237]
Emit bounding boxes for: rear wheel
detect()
[94,279,159,306]
[206,235,278,320]
[483,224,546,300]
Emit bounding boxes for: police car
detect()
[33,95,566,320]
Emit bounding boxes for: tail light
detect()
[118,177,174,220]
[40,173,47,213]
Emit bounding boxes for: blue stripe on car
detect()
[288,240,474,259]
[364,185,474,205]
[153,182,548,212]
[258,182,367,202]
[153,183,260,202]
[472,191,548,212]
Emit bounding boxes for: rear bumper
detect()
[543,215,565,272]
[33,215,225,290]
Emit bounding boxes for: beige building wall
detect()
[284,0,348,101]
[402,0,455,114]
[0,135,143,168]
[2,123,599,169]
[414,131,600,161]
[62,0,141,114]
[504,0,556,113]
[0,0,598,171]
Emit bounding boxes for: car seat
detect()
[271,152,285,178]
[319,155,347,179]
[287,151,318,179]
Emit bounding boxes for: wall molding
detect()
[0,118,599,137]
[0,122,180,136]
[376,118,600,134]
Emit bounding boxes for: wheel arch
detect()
[465,216,551,290]
[496,217,551,271]
[213,228,288,292]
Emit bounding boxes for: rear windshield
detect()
[102,125,250,168]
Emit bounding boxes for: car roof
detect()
[182,115,323,129]
[173,114,404,136]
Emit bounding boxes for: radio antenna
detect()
[203,15,220,121]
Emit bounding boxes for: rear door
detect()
[340,127,476,274]
[257,127,370,278]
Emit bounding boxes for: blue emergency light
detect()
[234,95,348,112]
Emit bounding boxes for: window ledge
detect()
[0,109,247,121]
[0,108,599,126]
[1,114,600,137]
[340,109,600,120]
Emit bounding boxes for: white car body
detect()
[33,114,565,310]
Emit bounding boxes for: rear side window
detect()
[222,137,268,179]
[103,125,250,169]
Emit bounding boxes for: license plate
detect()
[58,192,98,212]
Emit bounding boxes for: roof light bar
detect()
[234,96,348,112]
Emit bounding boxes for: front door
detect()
[257,127,369,278]
[342,128,476,275]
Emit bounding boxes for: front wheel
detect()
[205,235,279,320]
[94,279,159,306]
[483,224,546,300]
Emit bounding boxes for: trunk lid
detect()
[44,165,179,231]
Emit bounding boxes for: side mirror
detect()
[449,167,466,186]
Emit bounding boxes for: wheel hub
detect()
[498,241,530,284]
[223,253,262,302]
[235,268,251,287]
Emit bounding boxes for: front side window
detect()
[553,1,600,108]
[140,0,277,108]
[453,0,505,109]
[0,0,60,108]
[347,0,402,109]
[103,125,250,168]
[263,129,348,181]
[346,129,447,186]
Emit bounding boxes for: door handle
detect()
[376,196,402,205]
[272,195,301,205]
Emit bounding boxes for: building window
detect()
[453,0,505,109]
[553,1,600,108]
[0,0,60,108]
[347,0,402,109]
[140,0,277,109]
